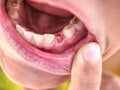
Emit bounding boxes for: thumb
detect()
[69,42,102,90]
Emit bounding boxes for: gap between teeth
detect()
[16,17,84,48]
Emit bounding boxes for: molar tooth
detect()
[70,17,78,24]
[33,34,44,46]
[43,34,55,46]
[70,17,84,30]
[74,21,84,30]
[23,31,33,42]
[16,24,25,35]
[8,9,19,20]
[63,25,75,39]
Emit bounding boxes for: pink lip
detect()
[0,0,96,75]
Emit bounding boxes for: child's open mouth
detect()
[0,0,96,75]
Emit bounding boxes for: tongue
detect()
[26,0,73,17]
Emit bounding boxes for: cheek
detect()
[102,30,120,61]
[100,1,120,60]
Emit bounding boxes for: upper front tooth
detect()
[16,24,25,35]
[63,25,75,39]
[43,34,55,46]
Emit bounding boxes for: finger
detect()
[69,42,102,90]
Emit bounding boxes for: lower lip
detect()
[0,1,96,75]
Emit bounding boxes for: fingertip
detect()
[82,42,101,63]
[69,42,102,90]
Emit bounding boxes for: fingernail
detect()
[83,43,101,62]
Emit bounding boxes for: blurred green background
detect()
[0,67,21,90]
[0,67,69,90]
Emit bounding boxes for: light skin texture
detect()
[69,43,102,90]
[1,0,120,90]
[69,43,120,90]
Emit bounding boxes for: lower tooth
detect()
[16,24,25,35]
[16,24,55,47]
[7,1,19,20]
[23,31,33,42]
[43,34,55,46]
[8,9,19,20]
[63,25,75,39]
[70,17,84,30]
[70,17,78,24]
[33,34,44,46]
[74,21,84,30]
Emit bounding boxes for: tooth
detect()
[23,31,33,42]
[33,34,44,46]
[16,24,55,47]
[74,21,84,30]
[63,25,75,39]
[70,17,78,24]
[16,24,34,42]
[70,17,84,30]
[43,34,55,46]
[16,24,25,35]
[8,9,19,20]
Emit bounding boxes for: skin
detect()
[0,0,120,90]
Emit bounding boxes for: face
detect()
[0,0,120,89]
